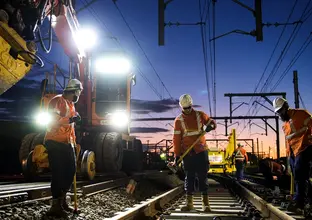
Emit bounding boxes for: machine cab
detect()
[91,52,135,134]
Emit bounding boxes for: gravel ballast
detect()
[0,178,170,220]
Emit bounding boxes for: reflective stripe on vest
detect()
[179,111,202,137]
[47,95,74,132]
[285,117,311,140]
[235,149,245,160]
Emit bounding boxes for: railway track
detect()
[0,170,168,208]
[106,174,302,220]
[1,171,311,219]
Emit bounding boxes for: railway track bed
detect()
[2,172,312,220]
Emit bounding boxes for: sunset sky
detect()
[1,0,312,158]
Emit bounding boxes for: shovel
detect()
[167,131,207,174]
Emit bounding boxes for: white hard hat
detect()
[179,94,193,108]
[64,79,83,91]
[272,97,287,112]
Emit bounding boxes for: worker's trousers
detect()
[289,145,312,207]
[45,140,76,199]
[235,160,245,181]
[183,151,209,195]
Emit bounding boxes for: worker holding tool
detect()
[273,97,312,213]
[172,94,216,212]
[44,79,83,217]
[232,143,248,181]
[258,158,288,195]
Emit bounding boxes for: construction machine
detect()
[0,0,144,180]
[208,129,236,174]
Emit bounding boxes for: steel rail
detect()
[212,174,296,220]
[0,171,168,208]
[108,185,184,220]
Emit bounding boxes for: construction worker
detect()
[232,143,248,181]
[172,94,217,212]
[273,97,312,212]
[258,158,287,195]
[44,79,83,217]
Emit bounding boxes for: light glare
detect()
[74,28,97,50]
[95,57,131,74]
[35,111,52,126]
[111,111,129,128]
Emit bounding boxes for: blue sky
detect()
[1,0,312,157]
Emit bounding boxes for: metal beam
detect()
[131,116,277,121]
[224,92,286,97]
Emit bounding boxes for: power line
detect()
[250,0,312,116]
[112,1,175,102]
[271,32,312,91]
[199,0,213,117]
[78,0,166,101]
[236,0,310,137]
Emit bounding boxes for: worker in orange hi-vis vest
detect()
[172,94,217,212]
[273,97,312,213]
[232,143,248,181]
[44,79,83,217]
[258,158,288,195]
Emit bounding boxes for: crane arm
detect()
[0,0,86,95]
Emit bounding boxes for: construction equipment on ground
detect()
[0,0,144,180]
[208,129,236,174]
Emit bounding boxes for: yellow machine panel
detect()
[208,150,225,173]
[208,129,237,174]
[0,21,36,95]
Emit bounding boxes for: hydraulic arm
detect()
[0,0,85,95]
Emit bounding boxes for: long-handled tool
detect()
[73,144,79,215]
[167,131,207,174]
[73,173,78,214]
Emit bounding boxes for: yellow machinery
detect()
[208,129,237,174]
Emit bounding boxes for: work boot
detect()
[46,198,68,217]
[202,194,211,212]
[61,193,75,213]
[181,194,194,211]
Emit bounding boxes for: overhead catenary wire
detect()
[250,0,312,117]
[236,0,299,137]
[236,0,311,137]
[199,0,213,117]
[78,0,170,104]
[112,1,176,102]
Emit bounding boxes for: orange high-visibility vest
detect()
[44,95,77,145]
[173,109,216,156]
[283,109,312,157]
[234,147,248,162]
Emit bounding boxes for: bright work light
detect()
[74,28,97,51]
[35,111,52,126]
[95,56,131,74]
[110,111,129,128]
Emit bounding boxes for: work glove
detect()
[174,156,181,166]
[205,124,215,132]
[69,114,81,124]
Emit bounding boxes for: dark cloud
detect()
[0,81,202,120]
[130,127,170,133]
[131,98,201,114]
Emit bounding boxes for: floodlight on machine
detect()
[74,28,97,51]
[95,56,132,74]
[34,111,52,126]
[110,111,129,128]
